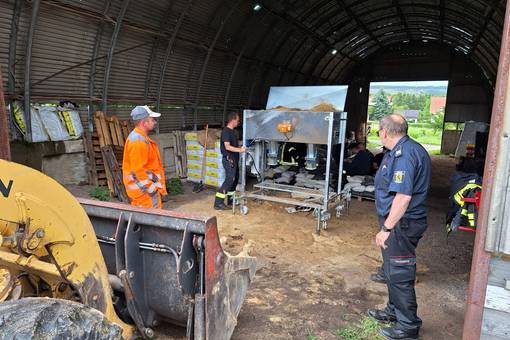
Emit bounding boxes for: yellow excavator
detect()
[0,159,256,339]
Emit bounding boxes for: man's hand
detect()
[376,230,391,249]
[239,146,246,153]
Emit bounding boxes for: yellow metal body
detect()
[0,160,133,338]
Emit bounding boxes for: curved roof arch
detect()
[0,0,506,130]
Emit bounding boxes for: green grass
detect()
[428,149,442,155]
[368,122,442,146]
[306,335,318,340]
[334,317,385,340]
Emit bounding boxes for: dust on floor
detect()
[70,155,474,340]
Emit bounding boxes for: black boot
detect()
[214,195,229,210]
[367,309,396,323]
[370,266,387,284]
[379,326,419,340]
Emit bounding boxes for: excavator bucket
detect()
[80,198,257,340]
[0,160,255,340]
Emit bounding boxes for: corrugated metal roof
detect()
[0,0,506,132]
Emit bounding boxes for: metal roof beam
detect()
[87,0,112,131]
[155,0,193,112]
[392,0,411,40]
[439,0,445,42]
[23,0,41,143]
[101,0,131,113]
[335,0,382,48]
[469,0,499,55]
[259,1,353,61]
[192,0,241,130]
[7,0,22,98]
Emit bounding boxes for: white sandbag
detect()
[30,107,50,142]
[38,106,70,141]
[364,185,375,192]
[346,175,364,183]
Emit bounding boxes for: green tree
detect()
[432,111,445,133]
[371,89,392,120]
[419,96,431,122]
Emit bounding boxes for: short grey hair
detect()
[379,114,408,137]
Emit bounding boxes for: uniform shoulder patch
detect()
[393,171,405,184]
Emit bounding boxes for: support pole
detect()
[23,0,41,143]
[192,1,240,130]
[462,0,510,338]
[156,0,193,112]
[101,0,131,113]
[0,66,11,160]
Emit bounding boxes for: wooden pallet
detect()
[86,111,133,197]
[84,132,108,187]
[101,145,129,203]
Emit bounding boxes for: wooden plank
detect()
[101,145,129,203]
[106,118,119,146]
[121,121,130,140]
[485,285,510,314]
[83,132,98,186]
[112,117,124,146]
[94,111,114,193]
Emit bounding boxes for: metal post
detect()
[0,66,11,160]
[240,110,247,194]
[222,50,244,124]
[323,112,334,212]
[156,0,193,112]
[23,0,41,143]
[101,0,131,113]
[7,0,22,98]
[337,112,347,194]
[462,1,510,339]
[88,0,112,131]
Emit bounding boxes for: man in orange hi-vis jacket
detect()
[123,105,167,209]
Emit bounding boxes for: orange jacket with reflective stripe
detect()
[122,127,167,201]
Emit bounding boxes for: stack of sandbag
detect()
[343,175,375,199]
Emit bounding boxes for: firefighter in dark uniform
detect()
[214,112,246,210]
[368,114,431,340]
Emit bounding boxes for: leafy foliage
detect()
[89,186,111,201]
[371,89,392,120]
[166,178,184,196]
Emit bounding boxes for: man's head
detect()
[131,105,161,133]
[378,114,408,149]
[348,142,363,154]
[226,112,240,128]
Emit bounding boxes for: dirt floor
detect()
[69,155,474,339]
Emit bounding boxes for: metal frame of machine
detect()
[236,109,348,233]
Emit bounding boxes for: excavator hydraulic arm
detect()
[0,159,256,339]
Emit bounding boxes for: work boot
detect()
[370,266,387,284]
[214,195,228,210]
[214,203,229,210]
[378,326,419,340]
[367,309,397,323]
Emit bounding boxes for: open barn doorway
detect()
[366,80,448,155]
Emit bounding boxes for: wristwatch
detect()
[381,225,391,232]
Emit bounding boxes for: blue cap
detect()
[130,105,161,120]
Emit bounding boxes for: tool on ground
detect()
[0,160,256,339]
[192,124,209,193]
